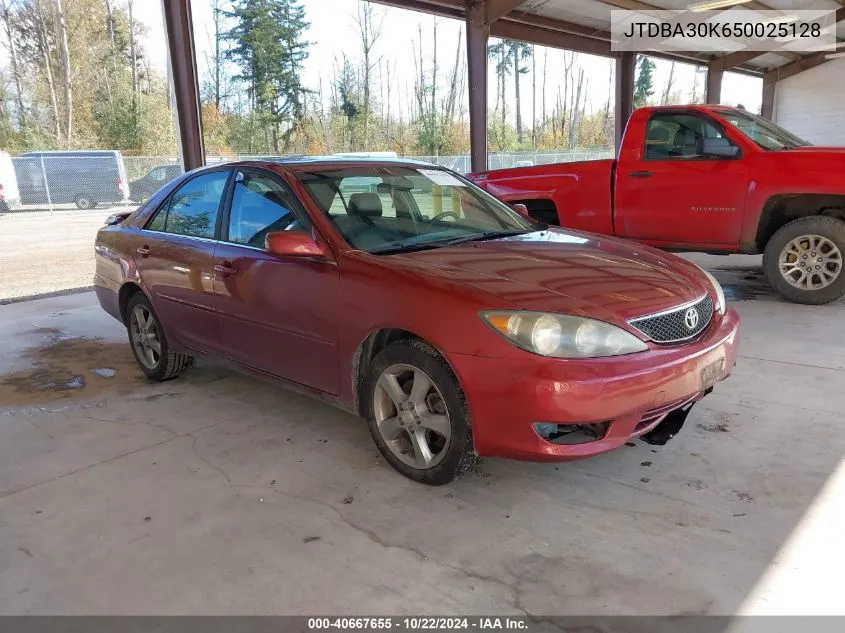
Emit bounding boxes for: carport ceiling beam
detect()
[485,0,525,23]
[370,0,764,75]
[490,20,613,57]
[710,51,763,72]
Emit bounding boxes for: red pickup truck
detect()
[470,105,845,305]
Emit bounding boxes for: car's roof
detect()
[215,155,445,171]
[639,104,745,114]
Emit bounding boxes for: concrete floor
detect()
[1,257,844,615]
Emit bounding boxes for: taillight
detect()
[118,177,124,192]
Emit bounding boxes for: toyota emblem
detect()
[684,307,699,330]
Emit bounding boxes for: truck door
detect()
[615,111,749,248]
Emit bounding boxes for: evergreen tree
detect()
[634,55,655,108]
[225,0,309,153]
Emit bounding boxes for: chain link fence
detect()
[0,149,613,214]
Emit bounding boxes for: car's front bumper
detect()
[449,307,740,461]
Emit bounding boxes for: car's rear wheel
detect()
[74,194,95,210]
[364,339,482,485]
[126,293,193,381]
[764,216,845,304]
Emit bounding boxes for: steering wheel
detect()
[428,211,461,223]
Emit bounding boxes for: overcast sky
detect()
[61,0,764,121]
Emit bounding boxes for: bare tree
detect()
[34,0,60,143]
[541,48,547,134]
[561,51,575,143]
[661,61,676,105]
[510,41,531,143]
[52,0,72,145]
[127,0,138,106]
[603,58,613,129]
[531,45,536,147]
[104,0,115,48]
[354,0,384,150]
[569,67,584,149]
[205,0,226,110]
[0,0,26,138]
[443,28,462,125]
[430,18,437,141]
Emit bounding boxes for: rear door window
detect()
[146,170,229,238]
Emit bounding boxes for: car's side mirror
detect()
[700,137,740,158]
[512,203,530,218]
[266,231,331,258]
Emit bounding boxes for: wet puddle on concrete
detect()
[0,335,145,407]
[710,266,772,302]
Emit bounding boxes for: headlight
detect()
[696,267,726,314]
[482,311,648,358]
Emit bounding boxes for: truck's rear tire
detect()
[763,216,845,305]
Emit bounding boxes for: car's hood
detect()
[387,229,711,324]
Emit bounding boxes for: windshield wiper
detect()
[369,241,445,255]
[368,228,537,255]
[440,228,536,246]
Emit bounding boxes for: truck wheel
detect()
[763,216,845,305]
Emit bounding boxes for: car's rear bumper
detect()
[93,271,123,323]
[449,307,740,461]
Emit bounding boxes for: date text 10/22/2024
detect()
[307,618,528,631]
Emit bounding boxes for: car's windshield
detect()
[299,165,538,254]
[716,109,809,151]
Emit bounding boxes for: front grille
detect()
[628,294,713,343]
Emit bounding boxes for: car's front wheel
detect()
[126,293,193,381]
[764,216,845,305]
[364,339,482,485]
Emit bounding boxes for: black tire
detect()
[763,216,845,305]
[0,200,9,215]
[363,339,483,485]
[125,293,193,381]
[74,194,96,210]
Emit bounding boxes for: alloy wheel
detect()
[372,363,451,469]
[778,234,843,291]
[130,304,162,370]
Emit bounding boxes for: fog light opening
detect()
[533,422,609,445]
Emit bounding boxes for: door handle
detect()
[214,263,237,275]
[629,170,652,177]
[136,246,151,257]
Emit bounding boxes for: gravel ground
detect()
[0,209,125,302]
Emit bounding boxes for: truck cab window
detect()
[645,113,732,160]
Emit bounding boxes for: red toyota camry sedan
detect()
[94,158,740,484]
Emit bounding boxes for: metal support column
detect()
[705,65,723,104]
[162,0,205,171]
[614,52,635,153]
[466,0,489,173]
[761,75,776,119]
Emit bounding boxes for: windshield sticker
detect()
[418,169,466,187]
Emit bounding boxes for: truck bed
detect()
[469,159,617,235]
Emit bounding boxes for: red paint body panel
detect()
[471,105,845,253]
[94,158,740,463]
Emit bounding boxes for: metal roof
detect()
[373,0,845,76]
